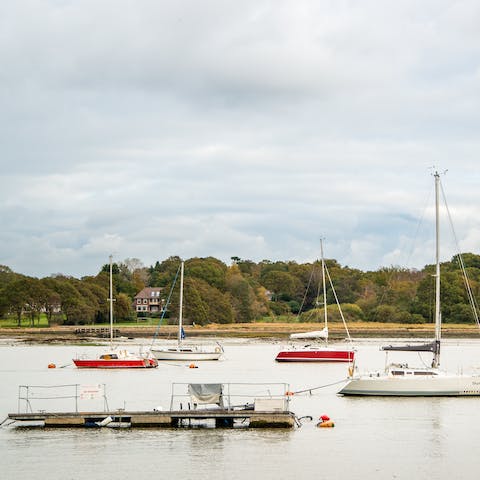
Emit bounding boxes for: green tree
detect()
[186,257,228,290]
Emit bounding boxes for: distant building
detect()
[134,287,164,313]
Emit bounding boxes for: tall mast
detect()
[178,260,184,347]
[320,239,328,341]
[433,171,441,368]
[109,254,114,345]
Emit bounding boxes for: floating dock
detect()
[5,382,297,429]
[6,409,296,428]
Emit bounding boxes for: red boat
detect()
[72,255,158,369]
[275,240,355,364]
[73,350,158,368]
[275,346,355,362]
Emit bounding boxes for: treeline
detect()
[1,253,480,326]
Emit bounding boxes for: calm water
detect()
[2,337,480,479]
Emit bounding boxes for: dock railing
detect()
[169,382,291,412]
[17,384,109,413]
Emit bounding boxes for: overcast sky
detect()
[1,0,480,278]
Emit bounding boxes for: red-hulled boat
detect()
[275,240,355,363]
[72,255,158,369]
[275,345,355,362]
[73,350,158,368]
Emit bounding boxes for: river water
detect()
[2,337,480,479]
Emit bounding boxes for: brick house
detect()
[133,287,164,313]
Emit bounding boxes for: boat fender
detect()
[96,416,113,427]
[348,366,353,377]
[215,347,221,353]
[48,363,56,369]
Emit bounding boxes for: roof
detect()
[134,287,163,299]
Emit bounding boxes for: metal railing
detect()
[169,382,291,411]
[17,384,109,413]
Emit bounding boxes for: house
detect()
[134,287,164,313]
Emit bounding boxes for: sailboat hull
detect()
[339,374,480,396]
[73,358,158,368]
[151,347,222,361]
[275,348,355,362]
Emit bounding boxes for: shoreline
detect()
[1,322,480,343]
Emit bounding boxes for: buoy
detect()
[317,414,334,427]
[48,363,56,369]
[317,420,335,428]
[189,363,198,369]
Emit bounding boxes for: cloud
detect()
[1,1,480,277]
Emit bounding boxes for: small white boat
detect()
[339,171,480,396]
[150,261,223,361]
[150,345,223,361]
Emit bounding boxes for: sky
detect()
[1,0,480,278]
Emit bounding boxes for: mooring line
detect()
[292,378,349,395]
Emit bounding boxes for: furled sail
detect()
[382,340,440,354]
[290,327,328,340]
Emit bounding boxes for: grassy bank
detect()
[1,321,479,342]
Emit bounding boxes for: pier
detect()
[4,382,297,429]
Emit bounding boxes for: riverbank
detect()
[1,321,479,343]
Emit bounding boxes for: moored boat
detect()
[275,346,354,362]
[150,261,223,361]
[339,171,480,396]
[73,255,158,369]
[73,350,158,368]
[275,240,355,363]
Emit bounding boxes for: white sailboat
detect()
[339,171,480,396]
[275,239,355,362]
[150,261,224,361]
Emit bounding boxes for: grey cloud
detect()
[1,1,480,277]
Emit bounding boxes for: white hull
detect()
[339,372,480,396]
[151,346,222,361]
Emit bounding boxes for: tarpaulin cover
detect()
[188,383,223,405]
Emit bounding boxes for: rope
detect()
[0,416,10,427]
[440,180,480,328]
[292,378,349,395]
[324,264,352,342]
[150,264,182,347]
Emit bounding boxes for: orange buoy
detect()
[48,363,56,369]
[317,420,335,428]
[317,414,334,427]
[285,391,294,396]
[189,363,198,369]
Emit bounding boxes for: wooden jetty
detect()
[6,409,296,428]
